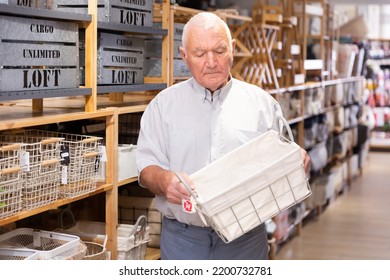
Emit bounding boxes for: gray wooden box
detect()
[50,0,153,27]
[97,32,144,85]
[0,0,47,8]
[79,31,144,85]
[154,22,184,40]
[144,39,181,59]
[144,58,190,78]
[0,15,79,92]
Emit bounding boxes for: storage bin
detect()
[0,248,38,260]
[0,15,79,91]
[97,144,137,182]
[0,228,83,260]
[0,0,47,8]
[60,216,150,260]
[18,130,102,198]
[0,143,23,218]
[179,119,311,243]
[118,195,161,248]
[0,135,62,210]
[49,0,154,27]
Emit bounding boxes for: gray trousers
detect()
[160,217,269,260]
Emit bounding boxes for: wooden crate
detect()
[144,38,181,59]
[0,0,47,8]
[97,32,144,85]
[0,15,79,91]
[50,0,154,27]
[79,31,144,85]
[144,58,189,78]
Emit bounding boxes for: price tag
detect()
[182,197,196,214]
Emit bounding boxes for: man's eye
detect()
[215,49,226,55]
[195,52,205,57]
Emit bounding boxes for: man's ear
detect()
[231,39,236,53]
[179,46,186,62]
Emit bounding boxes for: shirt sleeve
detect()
[136,97,170,175]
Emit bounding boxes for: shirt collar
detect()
[191,75,233,104]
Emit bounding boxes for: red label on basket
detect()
[182,198,196,214]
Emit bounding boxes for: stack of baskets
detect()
[0,133,63,210]
[0,129,102,202]
[18,130,102,198]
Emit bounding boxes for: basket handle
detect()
[41,158,61,167]
[58,208,77,230]
[41,137,62,145]
[277,114,294,143]
[128,215,147,238]
[83,152,99,158]
[82,137,101,144]
[0,166,21,175]
[175,173,197,198]
[0,143,21,152]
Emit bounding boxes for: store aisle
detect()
[275,151,390,260]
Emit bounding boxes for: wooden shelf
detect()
[145,247,161,260]
[118,177,138,187]
[97,83,167,94]
[98,22,167,35]
[0,183,112,227]
[0,88,92,102]
[0,4,92,22]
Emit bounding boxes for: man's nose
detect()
[206,52,216,68]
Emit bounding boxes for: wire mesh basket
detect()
[59,214,150,260]
[178,117,312,243]
[0,179,23,219]
[20,130,102,198]
[117,216,150,260]
[0,144,23,218]
[0,134,62,210]
[0,248,38,260]
[0,228,83,260]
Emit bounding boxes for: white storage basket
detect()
[59,214,150,260]
[0,228,83,260]
[178,117,311,243]
[116,216,150,260]
[0,248,38,260]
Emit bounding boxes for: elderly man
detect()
[136,12,311,260]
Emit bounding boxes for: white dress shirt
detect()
[136,77,285,226]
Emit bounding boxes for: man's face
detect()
[180,25,235,92]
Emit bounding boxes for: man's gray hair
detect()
[181,12,233,51]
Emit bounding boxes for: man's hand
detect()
[300,148,311,177]
[164,172,195,205]
[139,166,195,205]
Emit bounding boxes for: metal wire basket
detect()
[1,144,23,217]
[0,134,62,210]
[177,116,312,243]
[20,130,102,198]
[0,228,83,260]
[0,248,38,260]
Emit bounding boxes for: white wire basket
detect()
[178,117,312,243]
[20,130,102,198]
[116,216,150,260]
[0,134,62,210]
[0,248,38,260]
[0,144,23,218]
[0,228,83,260]
[0,179,23,219]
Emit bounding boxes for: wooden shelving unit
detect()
[0,0,169,260]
